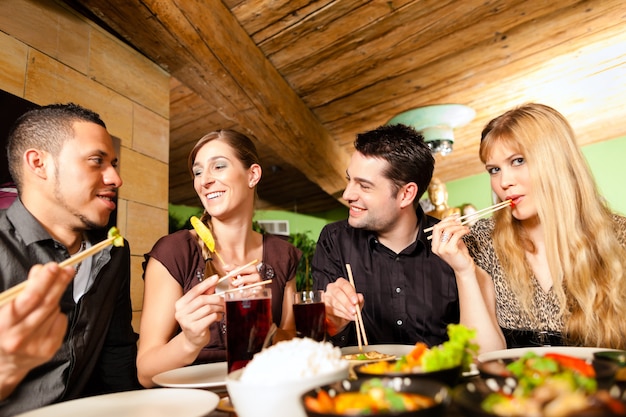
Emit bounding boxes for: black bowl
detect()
[477,357,619,389]
[594,351,626,383]
[453,378,626,417]
[302,377,450,417]
[353,361,463,387]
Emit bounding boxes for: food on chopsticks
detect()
[190,215,225,265]
[358,324,477,374]
[481,352,626,417]
[304,378,436,415]
[0,227,124,307]
[342,351,395,361]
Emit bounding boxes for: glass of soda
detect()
[293,290,326,342]
[225,286,272,373]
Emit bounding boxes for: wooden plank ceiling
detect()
[63,0,626,214]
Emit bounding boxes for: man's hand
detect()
[0,263,74,400]
[321,278,364,336]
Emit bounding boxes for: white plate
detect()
[152,362,228,388]
[478,346,622,363]
[341,344,415,363]
[15,388,219,417]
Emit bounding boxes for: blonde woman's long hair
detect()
[480,103,626,349]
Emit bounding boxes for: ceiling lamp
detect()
[387,104,475,156]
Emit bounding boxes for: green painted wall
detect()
[254,207,348,241]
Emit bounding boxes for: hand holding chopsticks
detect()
[345,263,368,352]
[426,199,512,240]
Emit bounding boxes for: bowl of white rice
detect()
[226,338,349,417]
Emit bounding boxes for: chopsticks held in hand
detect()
[426,199,512,240]
[0,227,124,308]
[216,259,260,285]
[220,279,272,296]
[345,263,368,352]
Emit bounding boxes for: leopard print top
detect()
[464,214,626,334]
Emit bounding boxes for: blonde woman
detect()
[432,103,626,353]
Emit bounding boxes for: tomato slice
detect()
[543,353,595,377]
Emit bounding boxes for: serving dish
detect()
[340,344,415,364]
[226,362,349,417]
[478,346,622,363]
[353,361,462,387]
[478,356,618,389]
[302,377,451,417]
[454,378,626,417]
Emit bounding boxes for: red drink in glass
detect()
[293,290,326,342]
[225,288,272,373]
[293,302,326,341]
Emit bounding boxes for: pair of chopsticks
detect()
[213,258,271,296]
[345,264,368,352]
[220,279,272,296]
[0,234,121,308]
[425,199,512,240]
[216,259,259,285]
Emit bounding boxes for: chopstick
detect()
[345,263,368,351]
[220,279,273,296]
[216,259,260,284]
[425,199,512,240]
[0,236,118,308]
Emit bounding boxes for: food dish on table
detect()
[340,345,413,364]
[14,388,219,417]
[302,377,451,416]
[226,338,350,417]
[455,351,625,417]
[152,362,227,388]
[352,324,477,387]
[478,346,622,363]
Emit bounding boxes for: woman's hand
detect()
[430,214,475,275]
[224,262,262,288]
[174,274,224,350]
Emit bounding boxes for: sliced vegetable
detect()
[108,226,124,247]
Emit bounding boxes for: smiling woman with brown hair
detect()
[137,129,301,387]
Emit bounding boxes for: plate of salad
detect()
[353,324,478,387]
[455,351,626,417]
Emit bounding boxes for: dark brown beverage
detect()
[226,294,272,372]
[293,301,326,341]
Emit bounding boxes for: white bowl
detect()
[226,364,349,417]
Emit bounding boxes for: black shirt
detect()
[312,208,459,347]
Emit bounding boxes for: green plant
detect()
[288,232,317,291]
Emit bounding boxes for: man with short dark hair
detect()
[0,103,140,414]
[312,124,459,347]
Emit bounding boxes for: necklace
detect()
[74,239,87,273]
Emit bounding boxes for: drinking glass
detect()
[293,290,326,342]
[225,287,272,373]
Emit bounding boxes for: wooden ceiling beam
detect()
[68,0,349,199]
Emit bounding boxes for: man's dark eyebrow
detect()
[353,176,375,187]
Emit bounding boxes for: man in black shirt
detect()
[312,124,459,347]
